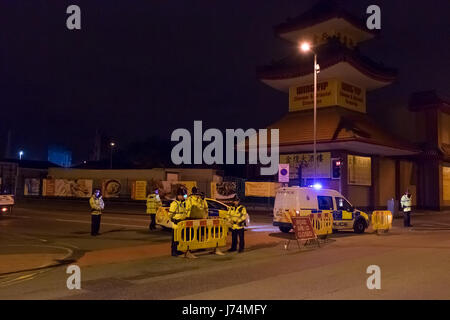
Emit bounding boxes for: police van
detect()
[273,187,369,234]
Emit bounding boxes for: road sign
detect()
[278,164,289,183]
[291,216,316,241]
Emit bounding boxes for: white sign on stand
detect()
[278,164,290,183]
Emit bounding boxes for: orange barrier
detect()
[371,210,393,232]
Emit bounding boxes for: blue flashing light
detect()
[312,183,322,190]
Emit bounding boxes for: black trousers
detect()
[149,214,156,229]
[230,228,245,251]
[403,210,411,227]
[171,219,181,256]
[91,214,101,235]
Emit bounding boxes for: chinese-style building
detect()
[254,0,449,210]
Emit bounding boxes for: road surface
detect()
[1,200,450,300]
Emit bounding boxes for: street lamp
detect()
[299,41,320,184]
[109,142,116,169]
[18,150,24,160]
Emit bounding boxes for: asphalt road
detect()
[1,200,450,300]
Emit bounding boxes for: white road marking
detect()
[0,273,37,287]
[15,210,150,223]
[55,218,147,229]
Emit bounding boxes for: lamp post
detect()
[300,42,320,184]
[109,142,115,169]
[18,150,24,160]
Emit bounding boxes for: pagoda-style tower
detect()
[257,0,419,210]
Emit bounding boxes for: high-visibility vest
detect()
[90,196,104,215]
[401,195,412,212]
[168,200,187,221]
[185,195,208,219]
[146,194,161,214]
[227,205,247,230]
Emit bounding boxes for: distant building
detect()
[48,146,72,168]
[0,159,59,196]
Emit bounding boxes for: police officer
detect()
[146,188,162,230]
[89,188,105,236]
[227,197,247,253]
[185,187,208,219]
[400,189,413,227]
[168,188,191,257]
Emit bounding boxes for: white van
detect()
[273,187,369,234]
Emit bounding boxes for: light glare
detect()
[300,42,311,52]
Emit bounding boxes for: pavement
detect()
[1,200,450,299]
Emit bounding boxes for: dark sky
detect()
[0,0,449,163]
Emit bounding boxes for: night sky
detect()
[0,0,449,163]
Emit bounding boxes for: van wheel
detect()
[353,219,366,234]
[279,226,291,233]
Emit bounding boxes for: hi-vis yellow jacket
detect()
[146,193,162,214]
[185,194,208,219]
[89,196,105,215]
[227,205,247,230]
[401,194,412,212]
[168,200,187,221]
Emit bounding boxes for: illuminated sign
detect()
[289,79,366,113]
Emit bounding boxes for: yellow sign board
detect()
[245,182,281,197]
[132,181,148,200]
[289,79,366,113]
[280,152,331,179]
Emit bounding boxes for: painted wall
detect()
[47,167,220,197]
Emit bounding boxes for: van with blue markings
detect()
[273,187,369,234]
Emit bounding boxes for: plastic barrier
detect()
[310,212,333,237]
[283,209,333,237]
[174,218,228,252]
[371,210,393,232]
[155,206,173,229]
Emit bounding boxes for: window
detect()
[443,167,450,201]
[348,155,371,186]
[207,200,227,211]
[335,197,353,211]
[317,196,333,210]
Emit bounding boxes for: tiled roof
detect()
[257,38,397,82]
[409,90,450,112]
[266,107,418,152]
[274,0,378,37]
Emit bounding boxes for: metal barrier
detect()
[371,210,393,232]
[310,212,333,237]
[283,209,333,237]
[174,218,228,252]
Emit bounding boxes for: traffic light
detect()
[332,159,342,179]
